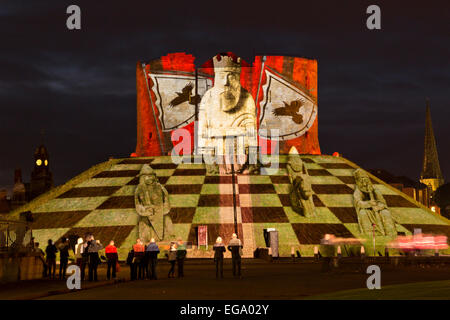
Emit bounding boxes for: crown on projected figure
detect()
[213,54,241,73]
[288,146,299,155]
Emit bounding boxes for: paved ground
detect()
[305,280,450,300]
[15,259,448,300]
[1,259,449,300]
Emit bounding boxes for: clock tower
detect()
[30,144,53,199]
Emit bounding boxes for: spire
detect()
[420,100,443,191]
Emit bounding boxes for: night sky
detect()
[1,1,449,188]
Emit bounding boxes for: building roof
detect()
[367,169,426,189]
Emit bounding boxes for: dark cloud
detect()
[0,0,449,188]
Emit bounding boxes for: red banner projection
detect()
[133,52,320,157]
[198,225,208,247]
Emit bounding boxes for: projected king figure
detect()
[198,54,257,174]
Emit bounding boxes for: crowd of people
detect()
[126,238,186,280]
[34,232,244,281]
[40,233,104,281]
[126,233,243,280]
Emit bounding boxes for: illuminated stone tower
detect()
[30,144,53,199]
[420,102,444,192]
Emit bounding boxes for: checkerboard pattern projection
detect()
[29,155,450,258]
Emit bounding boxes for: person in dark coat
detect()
[213,236,226,279]
[133,239,145,280]
[105,240,118,280]
[146,238,160,280]
[166,243,177,278]
[75,237,87,281]
[143,244,149,279]
[87,235,103,281]
[126,248,136,280]
[45,239,58,279]
[227,233,243,278]
[58,237,70,280]
[176,239,187,278]
[81,236,92,281]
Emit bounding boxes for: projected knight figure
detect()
[135,164,175,242]
[286,149,316,217]
[197,54,257,174]
[352,169,397,237]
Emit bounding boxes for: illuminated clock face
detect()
[44,160,48,166]
[36,159,42,166]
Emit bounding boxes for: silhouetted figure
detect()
[75,237,87,281]
[227,233,243,278]
[58,237,70,280]
[87,235,103,281]
[126,248,136,280]
[105,240,118,280]
[45,239,57,279]
[213,236,226,279]
[143,244,149,279]
[176,240,187,278]
[167,243,177,278]
[133,239,145,279]
[146,238,160,280]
